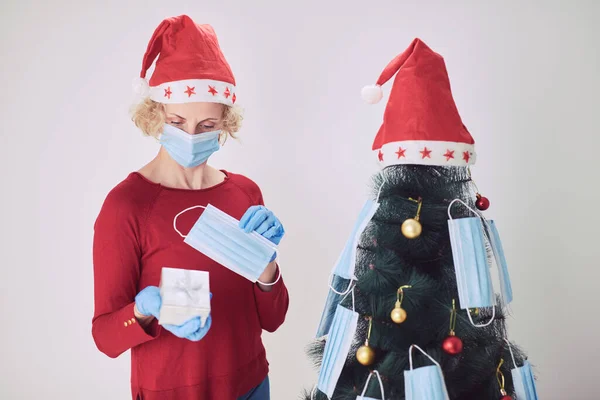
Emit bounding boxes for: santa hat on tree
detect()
[133,15,237,106]
[362,38,476,166]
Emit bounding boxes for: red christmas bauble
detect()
[476,195,490,211]
[442,335,463,354]
[500,396,512,400]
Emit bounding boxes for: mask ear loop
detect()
[359,370,385,400]
[447,198,485,220]
[448,199,497,328]
[338,286,356,312]
[328,273,355,296]
[375,172,388,204]
[409,344,442,370]
[505,338,519,369]
[256,253,282,286]
[466,304,496,327]
[173,205,207,238]
[310,386,317,400]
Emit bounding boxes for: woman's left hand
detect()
[162,316,212,342]
[239,205,285,245]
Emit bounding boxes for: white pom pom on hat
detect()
[361,84,383,104]
[132,77,150,97]
[362,40,421,105]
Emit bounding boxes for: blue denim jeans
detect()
[238,376,270,400]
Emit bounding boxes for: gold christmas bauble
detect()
[391,307,407,324]
[401,218,422,239]
[356,344,376,366]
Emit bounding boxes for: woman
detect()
[92,15,289,400]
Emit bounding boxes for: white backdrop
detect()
[1,0,599,398]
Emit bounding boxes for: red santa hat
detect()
[362,38,476,166]
[132,15,237,106]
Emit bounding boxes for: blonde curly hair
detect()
[131,98,243,143]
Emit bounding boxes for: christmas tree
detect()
[304,39,539,400]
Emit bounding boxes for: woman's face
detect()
[164,102,225,135]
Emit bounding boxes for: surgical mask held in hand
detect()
[404,345,449,400]
[356,370,385,400]
[158,267,211,327]
[447,199,513,327]
[173,204,280,286]
[159,123,221,168]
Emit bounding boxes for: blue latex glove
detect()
[137,288,213,342]
[239,205,285,262]
[134,286,161,318]
[161,292,213,341]
[239,205,285,245]
[162,315,212,341]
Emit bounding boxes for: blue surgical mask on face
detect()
[159,123,221,168]
[404,345,449,400]
[173,204,280,286]
[317,293,359,398]
[447,199,513,327]
[316,194,381,338]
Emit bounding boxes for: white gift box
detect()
[158,267,211,327]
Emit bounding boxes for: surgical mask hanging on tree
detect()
[404,345,450,400]
[447,198,513,327]
[159,123,221,168]
[173,204,281,286]
[505,339,539,400]
[315,289,359,399]
[315,180,385,338]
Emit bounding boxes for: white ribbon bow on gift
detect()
[172,270,204,306]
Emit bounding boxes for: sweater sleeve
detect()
[253,265,290,332]
[91,185,161,358]
[251,186,290,333]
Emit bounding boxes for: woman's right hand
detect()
[134,286,162,320]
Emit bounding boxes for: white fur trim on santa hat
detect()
[376,140,476,167]
[361,84,383,104]
[149,79,237,105]
[132,77,150,97]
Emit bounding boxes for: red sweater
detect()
[92,171,289,400]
